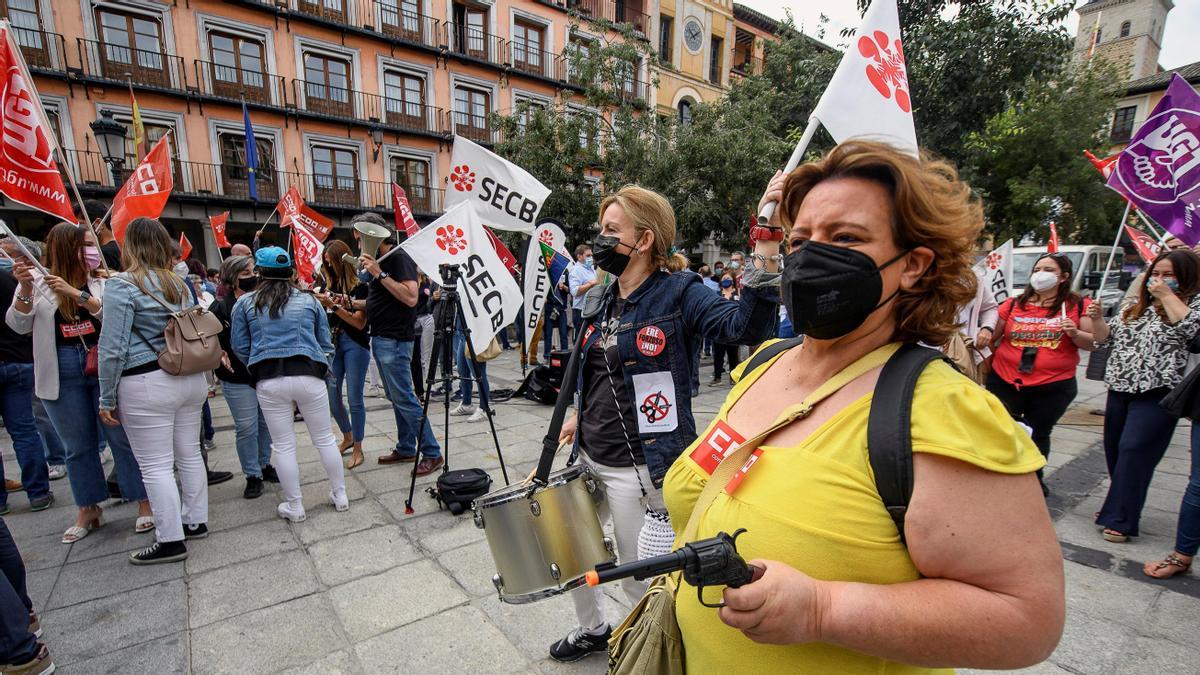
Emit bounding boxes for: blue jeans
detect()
[41,346,146,507]
[1176,425,1200,556]
[222,381,272,479]
[30,396,64,465]
[778,316,796,339]
[454,331,490,407]
[0,363,50,505]
[0,519,35,665]
[201,400,214,442]
[372,336,440,459]
[328,333,369,442]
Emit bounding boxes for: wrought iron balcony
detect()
[12,28,67,73]
[193,59,290,107]
[509,43,567,81]
[76,37,188,92]
[292,79,446,136]
[442,22,507,67]
[447,110,496,145]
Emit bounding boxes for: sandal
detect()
[1144,553,1192,579]
[1102,528,1129,543]
[346,446,364,470]
[134,516,155,533]
[338,436,354,456]
[62,511,103,544]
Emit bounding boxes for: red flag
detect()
[484,227,518,276]
[209,212,230,248]
[277,186,334,242]
[0,25,76,223]
[178,232,192,261]
[1124,224,1162,263]
[111,135,173,243]
[1047,222,1059,253]
[291,222,322,284]
[1083,150,1118,179]
[393,184,420,238]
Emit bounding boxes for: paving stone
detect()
[960,660,1074,675]
[1063,561,1160,630]
[48,548,184,610]
[534,658,610,675]
[17,532,70,572]
[205,492,279,533]
[278,649,362,675]
[298,473,368,504]
[354,606,527,674]
[58,631,187,675]
[185,517,298,575]
[1114,633,1198,674]
[327,560,468,642]
[353,465,413,494]
[41,580,186,666]
[437,539,502,599]
[292,496,392,545]
[25,566,56,612]
[476,593,629,664]
[1043,608,1129,675]
[1143,588,1200,649]
[191,594,346,675]
[61,519,155,564]
[400,508,486,553]
[308,524,421,587]
[189,549,319,627]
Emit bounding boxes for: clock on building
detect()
[683,18,703,54]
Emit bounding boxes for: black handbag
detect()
[1161,366,1200,421]
[427,468,493,515]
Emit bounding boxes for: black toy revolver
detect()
[585,529,763,607]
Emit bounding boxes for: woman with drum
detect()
[544,185,783,663]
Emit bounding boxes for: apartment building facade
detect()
[3,0,652,263]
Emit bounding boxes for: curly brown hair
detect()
[779,141,983,346]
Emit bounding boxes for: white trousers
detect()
[117,370,208,543]
[256,375,346,505]
[570,451,666,632]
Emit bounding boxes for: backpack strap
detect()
[739,337,805,380]
[867,343,953,544]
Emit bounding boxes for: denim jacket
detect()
[231,289,333,369]
[97,271,193,410]
[573,268,780,486]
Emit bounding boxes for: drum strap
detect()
[533,314,593,486]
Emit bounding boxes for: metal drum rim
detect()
[473,464,592,509]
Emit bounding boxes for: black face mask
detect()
[593,233,635,277]
[237,276,259,293]
[782,240,907,340]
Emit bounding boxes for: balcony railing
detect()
[567,0,650,33]
[193,59,289,107]
[509,43,566,81]
[731,55,763,77]
[448,111,496,145]
[374,2,440,47]
[615,77,648,106]
[442,22,507,66]
[294,79,357,118]
[359,91,446,135]
[59,149,443,214]
[77,37,187,91]
[12,28,67,73]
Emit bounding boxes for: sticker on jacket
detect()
[636,325,666,356]
[632,371,678,433]
[689,420,746,476]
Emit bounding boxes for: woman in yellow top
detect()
[664,142,1065,672]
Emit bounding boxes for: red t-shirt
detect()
[992,296,1091,388]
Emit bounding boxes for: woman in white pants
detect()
[97,217,208,565]
[231,247,347,522]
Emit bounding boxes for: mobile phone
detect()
[1018,347,1038,373]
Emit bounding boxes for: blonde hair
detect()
[780,141,982,346]
[121,217,185,304]
[598,185,690,273]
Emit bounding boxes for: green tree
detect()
[962,63,1126,245]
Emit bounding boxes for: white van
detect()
[1010,245,1128,313]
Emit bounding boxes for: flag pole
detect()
[1098,201,1133,299]
[1132,209,1170,245]
[757,115,820,224]
[54,147,111,274]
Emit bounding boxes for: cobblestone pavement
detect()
[1,350,1197,674]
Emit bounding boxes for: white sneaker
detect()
[328,488,349,512]
[468,408,488,423]
[276,501,306,522]
[449,403,477,417]
[47,465,66,480]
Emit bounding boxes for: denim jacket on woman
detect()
[572,268,780,486]
[97,271,193,410]
[231,289,333,370]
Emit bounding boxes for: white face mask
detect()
[1029,270,1059,292]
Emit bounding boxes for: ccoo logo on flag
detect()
[859,31,909,113]
[435,225,467,255]
[451,165,476,192]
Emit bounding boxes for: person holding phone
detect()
[986,253,1096,495]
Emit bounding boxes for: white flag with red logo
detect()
[972,239,1014,304]
[402,202,522,353]
[811,0,918,156]
[111,135,173,244]
[0,22,76,223]
[277,185,334,242]
[522,219,565,357]
[445,137,549,234]
[1124,225,1162,263]
[292,222,323,285]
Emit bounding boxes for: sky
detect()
[738,0,1199,70]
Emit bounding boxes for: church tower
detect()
[1071,0,1174,80]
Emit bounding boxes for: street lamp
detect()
[89,110,127,185]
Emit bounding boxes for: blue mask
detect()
[585,256,594,270]
[0,258,12,273]
[1164,278,1180,292]
[358,269,373,284]
[720,278,734,288]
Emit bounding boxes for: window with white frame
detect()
[453,85,491,143]
[382,69,427,130]
[310,143,359,205]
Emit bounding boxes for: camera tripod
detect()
[405,264,511,513]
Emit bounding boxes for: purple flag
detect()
[1107,74,1200,245]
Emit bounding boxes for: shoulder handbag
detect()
[1161,365,1200,421]
[468,337,503,362]
[607,346,898,675]
[127,278,224,376]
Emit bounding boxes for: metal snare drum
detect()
[472,464,614,604]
